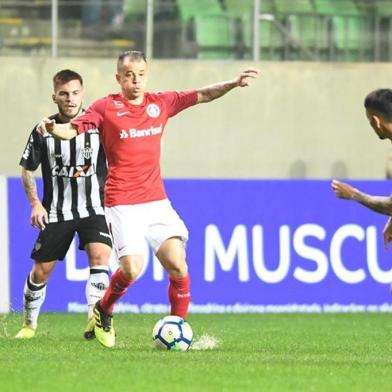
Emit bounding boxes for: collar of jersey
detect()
[114,93,147,109]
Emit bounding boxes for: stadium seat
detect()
[375,1,392,17]
[253,20,284,60]
[124,0,146,20]
[237,19,284,61]
[313,0,360,16]
[274,0,315,14]
[193,14,236,59]
[287,13,328,50]
[224,0,275,18]
[331,16,361,50]
[224,0,282,60]
[374,1,392,61]
[176,0,222,21]
[176,0,232,58]
[0,17,24,40]
[273,0,325,59]
[334,18,365,61]
[313,0,367,61]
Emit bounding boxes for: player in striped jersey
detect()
[15,70,112,340]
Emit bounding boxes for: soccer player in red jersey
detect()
[332,89,392,250]
[41,51,259,347]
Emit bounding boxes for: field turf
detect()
[1,313,392,391]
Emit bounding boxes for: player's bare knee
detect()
[86,244,111,267]
[167,262,188,278]
[121,266,141,280]
[31,267,49,284]
[120,256,144,280]
[88,252,110,268]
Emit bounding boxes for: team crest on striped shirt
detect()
[82,147,93,159]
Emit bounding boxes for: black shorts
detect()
[31,214,112,262]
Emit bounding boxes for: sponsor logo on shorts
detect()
[34,239,42,251]
[146,103,160,118]
[99,232,111,239]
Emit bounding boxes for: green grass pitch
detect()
[1,313,392,391]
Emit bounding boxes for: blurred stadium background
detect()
[2,0,392,317]
[3,0,392,178]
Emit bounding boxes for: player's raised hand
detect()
[235,68,260,87]
[30,201,48,230]
[331,179,357,199]
[36,118,55,135]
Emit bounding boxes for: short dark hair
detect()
[117,50,147,72]
[52,69,83,89]
[364,89,392,121]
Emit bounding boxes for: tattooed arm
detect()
[196,68,259,104]
[331,179,392,215]
[21,168,48,230]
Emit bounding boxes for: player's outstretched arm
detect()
[21,168,48,230]
[37,118,77,140]
[196,68,259,104]
[331,179,392,215]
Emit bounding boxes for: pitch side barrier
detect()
[5,178,392,314]
[0,176,10,313]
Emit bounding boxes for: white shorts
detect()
[105,199,188,258]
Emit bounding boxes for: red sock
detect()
[168,274,191,320]
[99,268,135,314]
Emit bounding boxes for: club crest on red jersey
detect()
[146,103,160,118]
[113,100,125,108]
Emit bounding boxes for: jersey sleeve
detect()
[159,90,198,117]
[71,97,107,134]
[19,128,44,171]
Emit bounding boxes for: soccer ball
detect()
[152,315,193,351]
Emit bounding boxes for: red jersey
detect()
[71,91,198,207]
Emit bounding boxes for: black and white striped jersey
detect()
[20,113,107,223]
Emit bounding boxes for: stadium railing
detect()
[0,0,389,62]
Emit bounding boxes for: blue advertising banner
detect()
[8,179,392,313]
